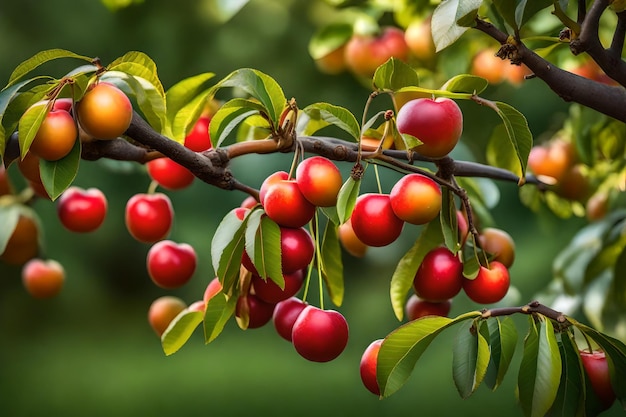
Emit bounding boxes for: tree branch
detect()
[474,18,626,122]
[481,300,570,324]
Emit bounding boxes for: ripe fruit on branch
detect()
[405,294,452,320]
[56,186,108,233]
[125,193,173,243]
[273,297,308,341]
[579,350,616,411]
[338,218,368,258]
[404,17,435,63]
[351,193,404,247]
[18,151,42,184]
[413,247,463,302]
[396,97,463,158]
[314,45,347,75]
[252,269,304,304]
[236,293,276,329]
[291,306,349,362]
[471,48,506,84]
[24,102,77,161]
[478,227,515,268]
[0,214,39,266]
[296,156,343,207]
[263,179,316,228]
[76,82,133,140]
[146,240,196,289]
[360,339,383,395]
[344,26,409,78]
[242,226,314,275]
[389,173,442,225]
[148,296,187,337]
[259,171,289,206]
[184,115,212,152]
[527,139,575,183]
[21,258,65,299]
[147,157,195,191]
[462,261,510,304]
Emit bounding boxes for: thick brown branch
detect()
[482,300,569,324]
[474,18,626,122]
[570,0,626,86]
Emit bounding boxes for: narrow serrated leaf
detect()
[308,22,352,59]
[518,316,562,417]
[40,139,81,200]
[484,317,518,390]
[301,102,360,141]
[321,221,344,307]
[453,320,490,398]
[209,98,265,147]
[546,331,585,417]
[211,208,247,291]
[390,221,444,321]
[492,102,533,182]
[108,51,165,97]
[440,188,459,252]
[211,68,285,126]
[378,311,482,398]
[431,0,473,52]
[441,74,489,95]
[372,57,420,92]
[7,49,92,88]
[203,292,237,344]
[336,177,361,224]
[161,309,204,356]
[255,215,283,287]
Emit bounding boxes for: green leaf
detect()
[161,308,204,356]
[165,73,215,142]
[17,100,50,157]
[211,208,247,292]
[6,49,92,88]
[40,139,81,200]
[0,204,21,254]
[211,68,286,126]
[336,177,361,225]
[571,319,626,407]
[320,220,344,307]
[487,123,525,179]
[203,292,237,344]
[440,188,460,253]
[372,58,420,92]
[484,317,518,390]
[492,0,552,30]
[102,71,167,135]
[107,51,165,97]
[491,101,533,181]
[441,74,489,95]
[492,0,520,31]
[546,331,585,417]
[518,316,562,417]
[378,311,482,398]
[246,212,282,287]
[453,320,490,399]
[209,98,265,147]
[431,0,478,52]
[308,23,352,60]
[389,221,444,321]
[301,102,361,141]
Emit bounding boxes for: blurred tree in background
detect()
[0,1,624,416]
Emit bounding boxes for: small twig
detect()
[481,300,570,324]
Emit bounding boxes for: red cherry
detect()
[263,179,316,228]
[56,186,107,233]
[236,293,276,329]
[252,269,304,304]
[351,193,404,247]
[462,261,510,304]
[295,156,343,207]
[273,297,308,341]
[242,226,314,275]
[146,240,197,289]
[147,158,195,191]
[21,258,65,299]
[259,171,289,206]
[389,173,442,225]
[125,193,173,243]
[184,115,212,152]
[405,294,452,320]
[579,350,616,411]
[291,306,349,362]
[413,247,463,302]
[360,339,383,395]
[396,97,463,159]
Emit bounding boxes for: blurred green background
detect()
[0,1,622,416]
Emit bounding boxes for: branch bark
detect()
[474,18,626,123]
